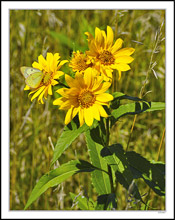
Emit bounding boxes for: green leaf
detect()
[95,193,117,210]
[126,151,165,196]
[70,192,96,210]
[111,102,150,122]
[85,128,111,195]
[101,144,142,201]
[112,92,126,99]
[24,159,95,210]
[110,92,125,109]
[112,92,151,103]
[111,92,165,124]
[50,117,89,167]
[145,102,165,112]
[111,93,144,109]
[111,101,165,126]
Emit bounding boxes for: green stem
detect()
[105,118,115,194]
[108,165,115,194]
[106,118,110,146]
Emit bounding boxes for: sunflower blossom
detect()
[85,26,135,81]
[69,50,92,73]
[53,68,113,127]
[24,53,68,104]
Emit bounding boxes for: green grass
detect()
[10,9,165,210]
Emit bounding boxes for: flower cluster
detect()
[22,26,135,126]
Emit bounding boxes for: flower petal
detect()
[75,72,85,88]
[67,87,79,96]
[103,68,113,80]
[72,107,79,119]
[38,87,48,104]
[53,98,64,106]
[111,38,123,54]
[57,60,68,70]
[87,39,98,56]
[95,27,105,50]
[85,31,94,42]
[48,84,52,95]
[84,68,94,89]
[54,71,64,79]
[114,56,134,64]
[56,88,69,98]
[46,52,53,63]
[96,93,114,102]
[79,108,84,127]
[97,104,108,118]
[115,48,135,57]
[65,107,73,125]
[106,26,114,49]
[38,55,47,68]
[91,75,104,91]
[53,53,60,67]
[65,74,78,88]
[114,63,131,71]
[32,62,42,70]
[91,104,100,121]
[46,53,54,72]
[51,79,59,86]
[95,100,109,106]
[24,85,30,90]
[59,100,72,110]
[101,30,107,47]
[93,82,112,94]
[84,107,93,126]
[31,86,45,101]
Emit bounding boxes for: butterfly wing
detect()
[25,72,44,89]
[20,66,42,78]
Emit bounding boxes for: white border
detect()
[1,1,174,10]
[1,1,174,219]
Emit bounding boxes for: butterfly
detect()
[20,67,44,89]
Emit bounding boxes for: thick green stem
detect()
[105,118,115,194]
[106,118,110,146]
[108,165,115,194]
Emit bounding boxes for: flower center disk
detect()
[98,50,115,65]
[78,90,95,108]
[43,71,52,84]
[72,54,90,72]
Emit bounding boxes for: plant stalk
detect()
[106,118,115,194]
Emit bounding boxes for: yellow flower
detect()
[69,50,92,73]
[24,53,68,104]
[53,68,113,127]
[85,26,135,81]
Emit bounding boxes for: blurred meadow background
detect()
[10,10,165,210]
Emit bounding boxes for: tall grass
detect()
[10,10,165,210]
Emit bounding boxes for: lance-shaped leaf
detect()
[144,102,165,112]
[24,159,96,210]
[101,144,142,201]
[112,92,143,104]
[85,128,111,195]
[111,101,165,126]
[50,116,93,167]
[95,193,117,210]
[111,92,147,109]
[126,151,165,196]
